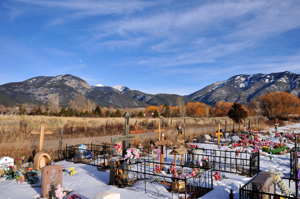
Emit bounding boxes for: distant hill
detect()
[187,71,300,106]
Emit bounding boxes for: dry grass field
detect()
[0,115,268,167]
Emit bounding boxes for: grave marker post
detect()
[215,124,223,146]
[59,128,63,151]
[130,122,144,148]
[154,120,165,141]
[31,122,53,152]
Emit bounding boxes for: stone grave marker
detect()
[252,172,275,199]
[204,134,211,141]
[224,133,229,139]
[0,156,14,170]
[41,165,63,198]
[231,136,240,143]
[197,137,205,143]
[34,152,51,171]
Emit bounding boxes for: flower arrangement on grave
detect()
[26,168,39,184]
[113,142,122,156]
[15,169,25,183]
[124,148,139,164]
[69,167,77,176]
[139,143,143,152]
[151,155,155,163]
[151,144,155,152]
[4,165,17,180]
[269,169,292,196]
[69,194,81,199]
[100,162,110,167]
[53,183,67,199]
[170,162,177,177]
[214,171,221,181]
[155,165,161,174]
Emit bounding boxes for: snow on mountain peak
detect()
[113,85,127,92]
[93,84,105,87]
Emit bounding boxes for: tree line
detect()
[6,91,300,120]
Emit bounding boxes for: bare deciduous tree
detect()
[176,97,186,117]
[48,93,60,112]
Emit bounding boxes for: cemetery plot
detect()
[185,149,260,177]
[112,159,213,199]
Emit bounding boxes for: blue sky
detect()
[1,0,300,95]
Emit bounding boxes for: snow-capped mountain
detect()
[187,71,300,105]
[112,85,131,92]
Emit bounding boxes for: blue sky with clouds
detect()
[1,0,300,95]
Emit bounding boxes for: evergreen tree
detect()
[138,111,144,117]
[228,103,248,123]
[153,109,159,118]
[161,104,171,117]
[36,107,43,115]
[59,107,68,117]
[115,109,122,117]
[94,105,101,116]
[105,110,110,117]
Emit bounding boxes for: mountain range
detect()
[0,71,299,108]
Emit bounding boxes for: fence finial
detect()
[229,189,234,199]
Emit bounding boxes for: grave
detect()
[197,137,205,143]
[0,156,14,170]
[74,144,87,163]
[41,165,63,198]
[31,122,53,171]
[215,124,223,146]
[154,119,165,141]
[109,156,125,186]
[130,122,144,148]
[204,134,211,141]
[231,135,240,143]
[34,152,51,171]
[155,140,171,170]
[94,191,120,199]
[252,172,275,199]
[169,148,188,172]
[192,149,203,165]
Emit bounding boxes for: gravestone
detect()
[0,156,14,170]
[224,133,229,139]
[109,157,125,186]
[231,136,240,143]
[41,165,63,198]
[252,172,275,199]
[192,149,203,165]
[204,134,211,140]
[95,191,120,199]
[197,137,205,143]
[34,152,51,171]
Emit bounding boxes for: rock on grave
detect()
[197,137,205,143]
[204,134,211,141]
[41,165,63,198]
[252,172,275,199]
[94,191,120,199]
[0,156,14,170]
[231,136,240,143]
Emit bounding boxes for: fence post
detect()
[229,189,234,199]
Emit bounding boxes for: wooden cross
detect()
[31,122,53,152]
[154,120,165,141]
[130,122,144,147]
[215,123,223,146]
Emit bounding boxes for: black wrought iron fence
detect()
[240,176,300,199]
[185,148,260,177]
[112,160,213,199]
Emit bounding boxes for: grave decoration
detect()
[124,148,139,164]
[269,169,292,197]
[69,167,77,176]
[26,168,39,184]
[169,148,188,173]
[31,122,53,171]
[112,142,122,156]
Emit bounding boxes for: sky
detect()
[0,0,300,95]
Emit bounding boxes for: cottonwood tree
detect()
[69,93,94,112]
[228,103,248,123]
[48,93,60,113]
[258,91,300,119]
[176,97,186,117]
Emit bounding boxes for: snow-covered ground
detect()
[1,123,300,199]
